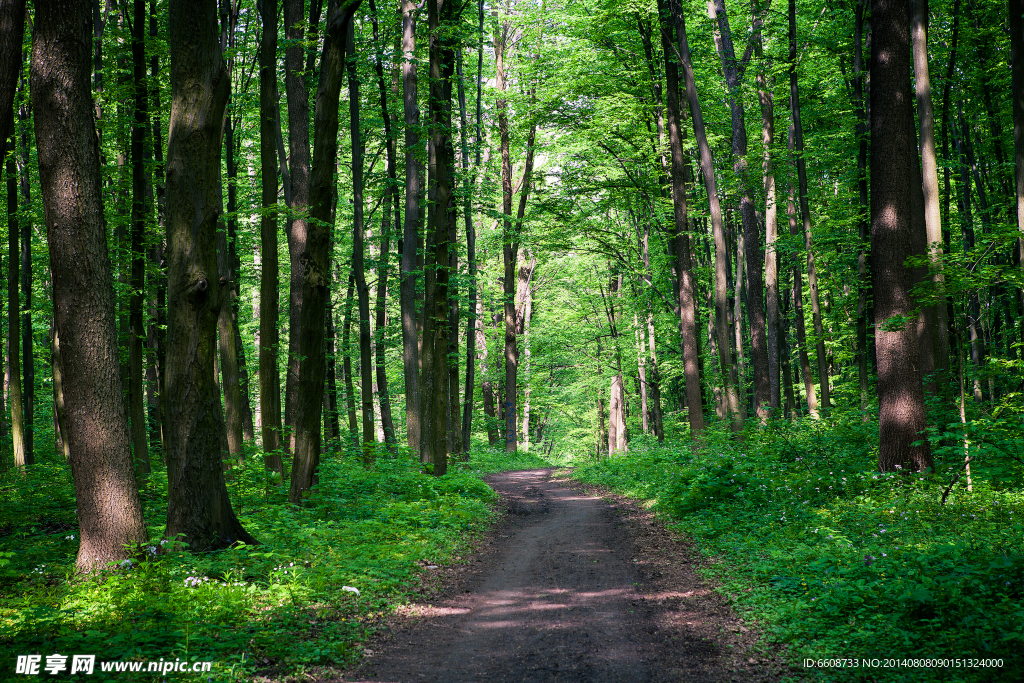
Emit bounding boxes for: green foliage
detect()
[0,448,539,681]
[568,410,1024,682]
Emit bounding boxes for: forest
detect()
[0,0,1022,680]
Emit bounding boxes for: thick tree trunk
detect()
[659,1,704,437]
[670,0,740,432]
[32,0,149,569]
[420,0,455,475]
[258,0,282,471]
[608,374,626,455]
[290,0,361,501]
[871,0,933,473]
[162,0,255,549]
[283,0,315,453]
[400,0,422,454]
[789,0,829,413]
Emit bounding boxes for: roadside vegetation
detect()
[0,446,548,682]
[570,405,1024,682]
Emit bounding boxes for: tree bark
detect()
[283,0,314,452]
[670,0,739,432]
[420,0,455,475]
[788,0,829,413]
[709,0,769,421]
[258,0,282,472]
[608,374,626,455]
[912,0,949,375]
[162,0,256,549]
[342,273,358,445]
[290,0,361,501]
[347,19,376,463]
[659,0,704,437]
[32,0,149,569]
[854,0,871,418]
[369,0,398,449]
[1011,0,1024,328]
[6,145,25,467]
[480,298,497,445]
[400,0,422,454]
[871,0,933,472]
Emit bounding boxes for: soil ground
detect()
[339,468,793,683]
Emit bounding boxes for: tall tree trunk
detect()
[32,0,149,569]
[854,0,871,418]
[635,313,648,434]
[258,0,282,472]
[871,0,933,473]
[216,226,244,463]
[283,0,314,455]
[348,20,376,463]
[660,0,704,437]
[6,147,25,466]
[400,0,422,453]
[16,107,33,468]
[709,0,769,421]
[670,0,740,432]
[369,0,398,450]
[912,0,949,375]
[1011,0,1024,329]
[608,374,625,455]
[162,0,256,549]
[788,0,829,413]
[325,289,341,443]
[290,0,361,502]
[420,0,455,475]
[786,179,817,417]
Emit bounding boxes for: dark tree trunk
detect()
[871,0,933,473]
[420,0,455,475]
[670,0,740,432]
[128,0,149,475]
[290,0,361,501]
[347,19,376,463]
[148,0,168,453]
[1011,0,1024,322]
[659,0,704,437]
[258,0,282,472]
[283,0,314,453]
[32,0,149,569]
[216,225,244,464]
[325,289,340,444]
[162,0,255,550]
[400,0,422,453]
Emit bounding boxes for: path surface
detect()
[344,469,787,683]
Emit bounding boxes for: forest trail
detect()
[343,469,788,683]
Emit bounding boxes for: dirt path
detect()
[343,469,789,682]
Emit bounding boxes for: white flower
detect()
[65,535,75,540]
[342,586,360,596]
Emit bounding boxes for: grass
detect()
[0,442,551,682]
[567,410,1024,682]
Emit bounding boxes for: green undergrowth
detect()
[0,445,544,682]
[568,413,1024,682]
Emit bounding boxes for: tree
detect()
[871,0,932,473]
[290,0,362,502]
[31,0,148,570]
[163,0,256,549]
[670,0,741,433]
[420,0,456,474]
[259,0,283,473]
